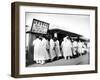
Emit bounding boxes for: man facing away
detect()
[33,36,42,64]
[61,36,73,60]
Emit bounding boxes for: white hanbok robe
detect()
[55,40,62,57]
[61,39,72,57]
[33,38,42,61]
[81,43,85,53]
[72,41,78,55]
[50,39,56,59]
[41,38,50,60]
[78,42,83,54]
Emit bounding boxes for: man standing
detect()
[61,36,72,60]
[55,38,62,59]
[72,40,78,57]
[33,36,42,64]
[41,37,50,64]
[78,40,83,56]
[50,38,56,61]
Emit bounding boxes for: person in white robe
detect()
[61,37,72,60]
[87,41,90,53]
[82,42,87,55]
[55,39,62,58]
[77,40,83,56]
[61,37,66,59]
[41,37,50,64]
[81,42,85,54]
[72,40,78,56]
[50,38,56,60]
[33,37,42,64]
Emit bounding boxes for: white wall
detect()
[0,0,100,80]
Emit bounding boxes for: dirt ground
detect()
[28,53,89,67]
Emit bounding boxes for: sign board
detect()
[31,19,49,34]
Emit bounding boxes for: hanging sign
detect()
[31,19,49,34]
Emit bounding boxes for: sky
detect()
[25,12,90,38]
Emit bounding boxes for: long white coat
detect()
[55,40,62,57]
[72,41,78,55]
[78,41,83,54]
[41,38,50,60]
[81,42,87,53]
[61,38,72,57]
[50,39,56,59]
[33,38,42,61]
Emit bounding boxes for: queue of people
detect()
[32,35,89,64]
